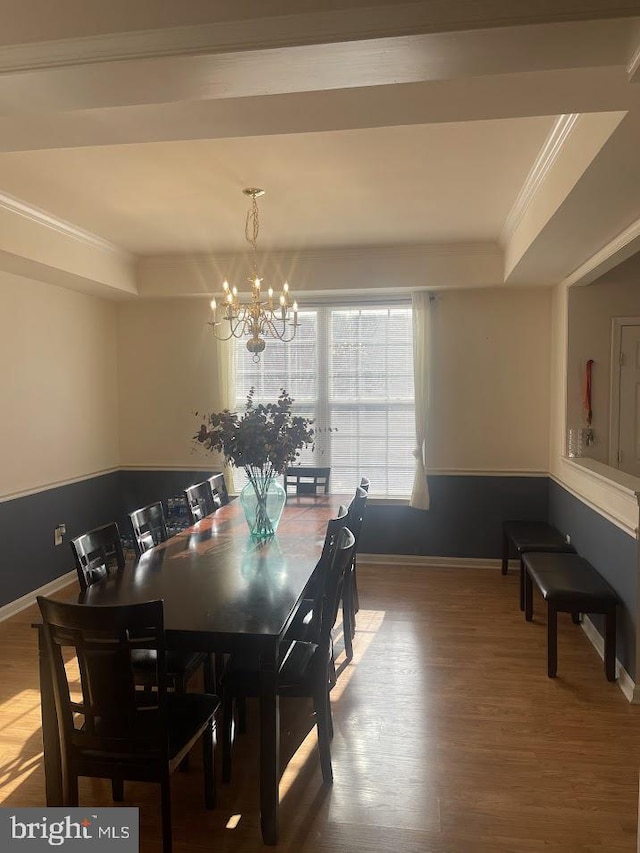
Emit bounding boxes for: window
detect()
[235,303,415,496]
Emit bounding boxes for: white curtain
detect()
[410,291,431,510]
[215,337,236,492]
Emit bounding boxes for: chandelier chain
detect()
[245,191,260,252]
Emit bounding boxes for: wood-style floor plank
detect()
[1,564,639,851]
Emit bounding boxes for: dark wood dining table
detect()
[37,494,345,845]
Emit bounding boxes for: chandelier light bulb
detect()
[207,187,299,360]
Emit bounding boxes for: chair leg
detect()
[213,652,226,694]
[237,695,247,734]
[352,557,360,613]
[62,769,79,807]
[519,557,526,611]
[342,586,354,662]
[604,607,617,682]
[202,719,216,809]
[222,691,234,784]
[160,774,173,853]
[314,691,333,784]
[571,611,581,625]
[112,778,124,802]
[501,528,510,575]
[204,654,216,694]
[547,605,558,678]
[175,676,190,772]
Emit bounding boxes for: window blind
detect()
[235,303,414,496]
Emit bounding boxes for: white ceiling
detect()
[0,118,553,253]
[0,1,638,295]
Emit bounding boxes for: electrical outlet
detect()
[565,533,571,545]
[54,524,65,546]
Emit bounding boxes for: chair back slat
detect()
[129,501,169,557]
[285,466,331,496]
[207,473,230,508]
[70,523,125,592]
[184,481,214,525]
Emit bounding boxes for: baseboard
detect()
[581,615,637,703]
[359,554,518,570]
[0,571,76,623]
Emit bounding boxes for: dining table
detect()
[36,493,346,845]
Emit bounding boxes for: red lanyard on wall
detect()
[583,359,593,428]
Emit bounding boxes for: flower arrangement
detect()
[195,388,315,477]
[194,388,315,537]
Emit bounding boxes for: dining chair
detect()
[184,481,215,525]
[37,596,219,853]
[129,501,169,558]
[285,466,331,495]
[221,526,356,785]
[207,472,230,508]
[69,522,126,593]
[342,485,368,662]
[285,503,349,641]
[70,522,214,698]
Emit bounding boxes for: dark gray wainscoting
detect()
[0,472,122,607]
[360,474,549,558]
[548,480,638,679]
[118,469,217,528]
[0,469,217,608]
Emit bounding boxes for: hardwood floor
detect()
[2,563,640,852]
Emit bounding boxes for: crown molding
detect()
[628,40,640,82]
[501,113,580,243]
[0,191,130,258]
[140,242,502,269]
[561,216,640,287]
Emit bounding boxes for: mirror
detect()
[566,252,640,478]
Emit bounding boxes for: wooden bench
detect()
[502,520,575,611]
[523,551,620,681]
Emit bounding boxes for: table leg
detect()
[259,646,279,845]
[37,625,63,805]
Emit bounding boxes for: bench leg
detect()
[604,607,617,682]
[547,605,557,678]
[519,557,526,611]
[524,568,533,622]
[501,529,510,575]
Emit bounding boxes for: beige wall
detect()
[429,287,551,472]
[117,298,225,469]
[1,273,554,494]
[0,272,120,498]
[116,287,552,474]
[567,254,640,464]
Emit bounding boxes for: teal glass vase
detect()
[239,474,286,540]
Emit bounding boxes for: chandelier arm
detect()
[260,314,298,342]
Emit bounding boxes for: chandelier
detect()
[209,188,299,360]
